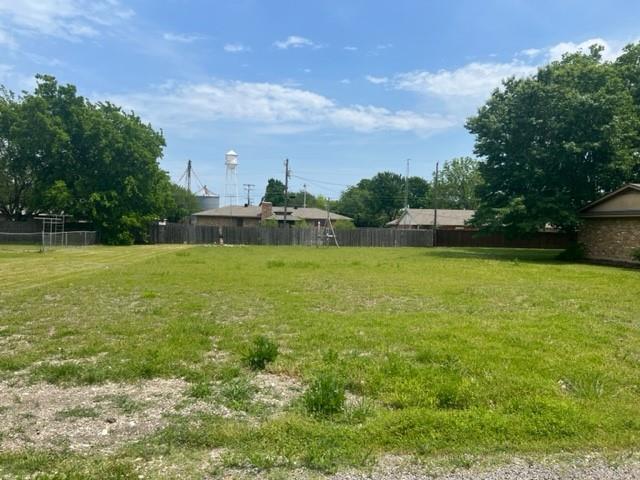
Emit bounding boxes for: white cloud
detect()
[0,64,36,91]
[339,78,351,84]
[273,35,316,49]
[365,75,389,85]
[546,37,623,62]
[393,62,537,98]
[520,48,542,58]
[343,46,357,51]
[163,32,204,43]
[107,80,455,135]
[224,43,250,53]
[0,0,134,41]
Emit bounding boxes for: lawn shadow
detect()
[426,247,565,265]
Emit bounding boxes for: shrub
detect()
[557,242,586,261]
[243,336,279,370]
[333,220,355,230]
[261,218,278,228]
[303,371,346,417]
[632,247,640,262]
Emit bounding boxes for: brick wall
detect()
[579,217,640,263]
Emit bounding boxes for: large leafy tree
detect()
[466,45,640,234]
[335,172,430,227]
[0,75,174,244]
[428,157,482,210]
[263,178,286,205]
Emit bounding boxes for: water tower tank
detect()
[225,150,238,167]
[197,193,220,211]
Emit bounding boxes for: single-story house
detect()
[191,202,353,227]
[385,208,476,230]
[578,183,640,264]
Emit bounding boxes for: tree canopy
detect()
[0,75,188,244]
[466,44,640,234]
[334,172,430,227]
[428,157,482,210]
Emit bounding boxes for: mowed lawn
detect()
[0,245,639,477]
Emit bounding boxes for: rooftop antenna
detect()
[224,150,239,206]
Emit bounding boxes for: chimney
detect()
[260,201,273,221]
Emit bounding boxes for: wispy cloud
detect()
[0,0,134,41]
[224,43,250,53]
[546,37,625,62]
[163,32,204,43]
[107,79,455,136]
[0,27,17,49]
[273,35,317,50]
[393,62,536,98]
[343,46,358,51]
[365,75,389,85]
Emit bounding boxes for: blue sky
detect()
[1,0,639,204]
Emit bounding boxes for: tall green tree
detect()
[334,172,430,227]
[0,75,171,244]
[263,178,286,205]
[466,45,640,234]
[428,157,482,210]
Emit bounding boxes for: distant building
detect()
[579,183,640,264]
[386,209,475,230]
[191,202,353,228]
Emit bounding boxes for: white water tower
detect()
[224,149,239,206]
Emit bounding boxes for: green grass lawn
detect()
[0,245,639,478]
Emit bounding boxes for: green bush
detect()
[333,220,355,230]
[632,248,640,262]
[243,336,279,370]
[261,218,278,228]
[303,371,346,417]
[557,242,586,261]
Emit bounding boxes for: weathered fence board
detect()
[149,224,434,247]
[149,224,569,249]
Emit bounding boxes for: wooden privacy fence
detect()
[435,229,572,249]
[149,223,434,247]
[149,223,570,249]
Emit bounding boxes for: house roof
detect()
[386,209,475,227]
[271,207,352,221]
[192,205,352,222]
[193,206,261,218]
[579,183,640,218]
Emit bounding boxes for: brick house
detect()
[578,183,640,264]
[191,202,352,227]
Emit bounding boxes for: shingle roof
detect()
[386,209,475,227]
[192,205,352,221]
[193,206,261,218]
[271,207,352,221]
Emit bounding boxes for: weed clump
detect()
[303,371,346,417]
[243,336,279,370]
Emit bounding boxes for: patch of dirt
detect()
[0,378,189,452]
[252,372,303,410]
[0,333,31,353]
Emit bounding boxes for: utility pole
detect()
[433,161,439,247]
[303,184,307,208]
[404,158,410,210]
[243,184,255,206]
[186,159,192,193]
[283,158,291,227]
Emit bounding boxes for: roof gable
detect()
[580,184,640,218]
